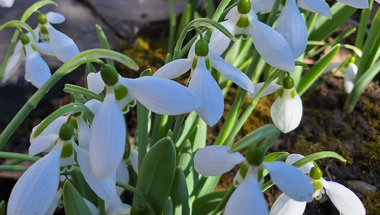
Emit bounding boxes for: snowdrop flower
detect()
[87,65,202,180]
[201,0,295,71]
[7,123,74,215]
[0,0,13,7]
[270,156,366,215]
[154,39,254,126]
[252,75,302,133]
[1,34,51,88]
[323,61,358,94]
[194,145,315,214]
[37,13,79,62]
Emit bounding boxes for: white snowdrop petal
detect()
[74,144,117,201]
[153,59,192,79]
[264,161,315,202]
[85,99,103,115]
[115,89,136,114]
[47,25,80,62]
[225,6,238,19]
[188,58,224,126]
[0,0,14,7]
[298,0,332,18]
[194,145,244,176]
[76,116,91,150]
[45,189,63,215]
[120,76,202,115]
[37,42,56,56]
[248,82,281,98]
[225,174,268,215]
[84,198,100,215]
[322,179,366,215]
[285,154,314,174]
[322,62,342,74]
[7,144,62,215]
[30,115,68,142]
[105,195,131,215]
[129,149,139,174]
[29,134,59,157]
[209,52,254,94]
[116,160,129,196]
[344,63,357,94]
[25,50,51,88]
[89,88,126,180]
[269,193,307,215]
[249,18,295,72]
[270,88,303,133]
[276,0,308,58]
[2,51,24,82]
[87,72,105,94]
[337,0,368,8]
[208,17,237,55]
[46,12,65,24]
[251,0,275,13]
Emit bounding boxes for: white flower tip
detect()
[46,12,65,24]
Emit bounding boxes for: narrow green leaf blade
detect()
[63,180,92,215]
[169,167,190,215]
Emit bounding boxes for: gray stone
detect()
[82,0,188,39]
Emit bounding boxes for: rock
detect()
[345,180,377,194]
[81,0,188,39]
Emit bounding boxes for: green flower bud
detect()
[195,39,209,57]
[309,166,323,180]
[20,34,30,45]
[38,14,48,25]
[283,75,294,89]
[100,64,119,86]
[246,144,265,166]
[59,123,74,141]
[238,0,251,14]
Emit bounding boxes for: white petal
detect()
[74,144,117,201]
[322,179,366,215]
[46,12,65,24]
[337,0,368,8]
[76,116,91,150]
[37,42,56,56]
[194,145,244,176]
[7,143,62,215]
[209,52,254,94]
[188,58,224,126]
[85,99,103,115]
[251,0,275,13]
[120,76,202,115]
[225,7,237,19]
[116,160,129,196]
[225,174,268,215]
[269,193,306,215]
[298,0,332,19]
[249,82,281,98]
[45,189,63,215]
[344,63,357,94]
[249,17,295,72]
[105,195,131,215]
[2,51,24,83]
[30,115,68,142]
[114,83,136,114]
[89,88,126,180]
[29,134,59,157]
[270,88,303,133]
[24,47,51,88]
[129,149,139,174]
[84,198,100,215]
[0,0,14,7]
[264,161,315,202]
[87,72,105,94]
[322,62,342,74]
[153,59,192,79]
[276,0,308,58]
[207,17,237,55]
[46,25,80,62]
[285,154,314,174]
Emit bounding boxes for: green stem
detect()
[0,165,28,172]
[171,114,186,143]
[98,198,106,215]
[0,152,39,162]
[355,0,373,50]
[266,0,281,26]
[137,102,151,170]
[211,186,236,215]
[169,0,177,56]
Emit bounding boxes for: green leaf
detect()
[0,21,38,43]
[79,49,139,71]
[63,180,92,215]
[176,5,192,41]
[21,1,58,21]
[0,200,5,215]
[297,44,340,96]
[96,24,115,67]
[132,137,176,215]
[293,151,347,168]
[164,197,173,215]
[192,191,227,215]
[169,167,190,215]
[63,84,104,102]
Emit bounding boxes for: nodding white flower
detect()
[7,140,63,215]
[154,39,254,126]
[87,65,201,180]
[0,0,14,7]
[1,34,51,88]
[323,61,358,94]
[84,195,131,215]
[37,13,79,62]
[270,155,366,215]
[194,145,315,215]
[196,0,295,71]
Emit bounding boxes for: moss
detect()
[362,191,380,215]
